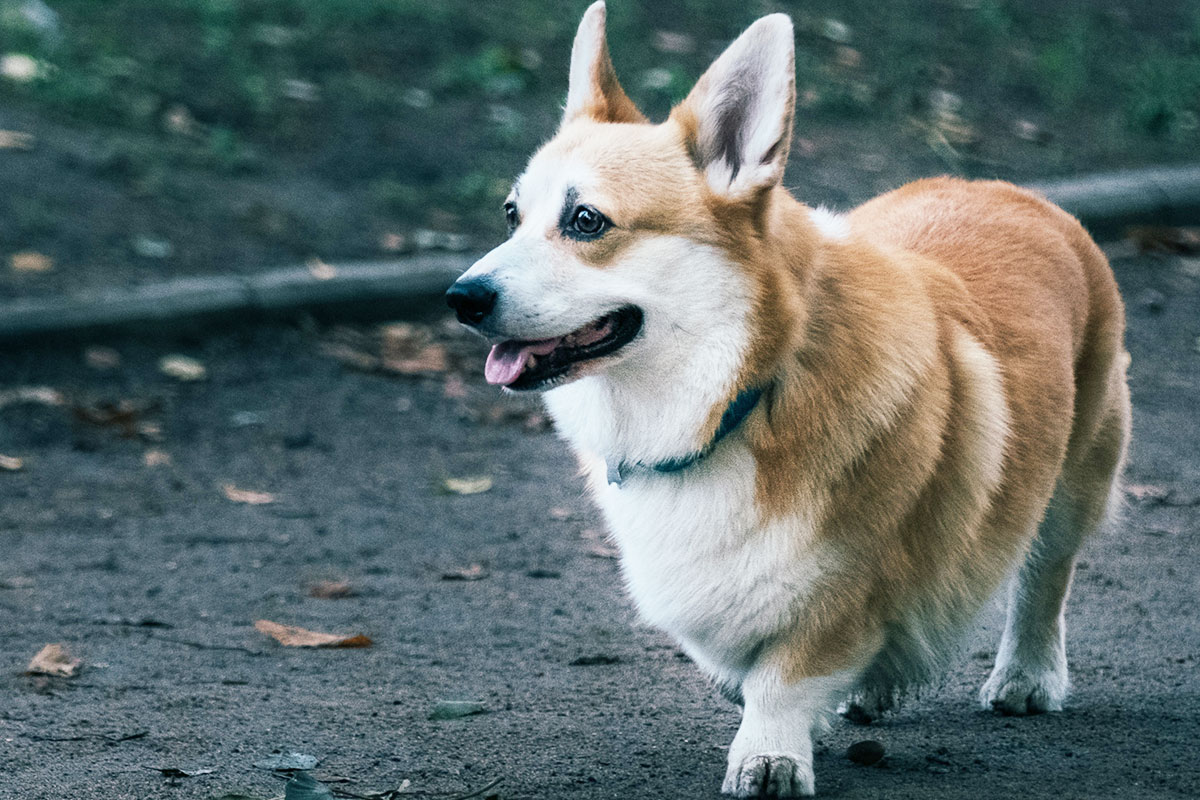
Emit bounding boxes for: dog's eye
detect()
[570,205,608,237]
[504,201,519,235]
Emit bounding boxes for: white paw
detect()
[722,753,815,797]
[980,661,1067,715]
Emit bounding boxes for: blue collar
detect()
[605,387,764,486]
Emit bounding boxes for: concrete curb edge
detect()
[2,164,1198,343]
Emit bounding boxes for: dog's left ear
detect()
[562,1,646,126]
[674,14,795,199]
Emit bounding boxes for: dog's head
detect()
[447,2,801,393]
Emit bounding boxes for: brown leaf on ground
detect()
[441,564,489,581]
[307,256,337,280]
[382,344,448,375]
[319,341,380,372]
[523,410,552,432]
[84,346,122,370]
[581,528,618,559]
[222,484,277,505]
[253,620,372,648]
[1127,226,1200,255]
[26,644,82,677]
[0,129,35,150]
[443,374,468,399]
[1126,483,1170,503]
[143,449,172,468]
[442,476,493,495]
[307,580,355,599]
[72,399,160,439]
[380,323,449,374]
[158,354,207,382]
[379,231,407,252]
[0,386,64,410]
[0,454,23,471]
[10,251,52,273]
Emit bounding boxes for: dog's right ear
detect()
[562,1,646,126]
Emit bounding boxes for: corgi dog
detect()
[446,3,1131,796]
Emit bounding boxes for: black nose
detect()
[445,279,498,326]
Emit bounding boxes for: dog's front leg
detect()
[722,659,857,798]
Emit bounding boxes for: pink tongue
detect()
[484,338,561,386]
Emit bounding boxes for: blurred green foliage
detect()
[1,0,1197,237]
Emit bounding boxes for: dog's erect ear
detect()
[562,1,646,126]
[674,14,795,199]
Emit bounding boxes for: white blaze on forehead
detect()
[511,153,607,233]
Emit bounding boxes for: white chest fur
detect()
[575,439,828,687]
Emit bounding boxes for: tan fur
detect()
[541,58,1129,689]
[487,6,1132,793]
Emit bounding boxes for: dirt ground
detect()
[0,249,1197,799]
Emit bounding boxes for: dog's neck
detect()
[541,194,820,474]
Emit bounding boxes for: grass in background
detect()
[1,0,1198,241]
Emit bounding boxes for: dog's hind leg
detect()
[981,376,1130,714]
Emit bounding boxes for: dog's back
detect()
[846,177,1131,715]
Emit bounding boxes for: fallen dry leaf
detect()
[84,345,121,370]
[319,341,379,372]
[307,257,337,281]
[0,129,35,150]
[162,104,199,137]
[1013,119,1052,144]
[0,454,23,471]
[380,323,448,374]
[254,620,372,648]
[442,374,468,399]
[442,476,493,495]
[581,528,618,559]
[441,564,489,582]
[429,699,488,720]
[1,53,39,82]
[834,45,862,69]
[131,234,173,259]
[10,251,52,273]
[379,231,407,252]
[151,766,217,778]
[0,386,63,410]
[26,644,81,677]
[72,399,159,438]
[382,345,448,375]
[222,484,277,505]
[143,449,172,468]
[159,354,207,381]
[254,751,319,771]
[1126,483,1170,503]
[307,580,355,599]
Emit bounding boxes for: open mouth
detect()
[484,306,643,390]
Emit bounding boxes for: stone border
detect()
[1,165,1198,343]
